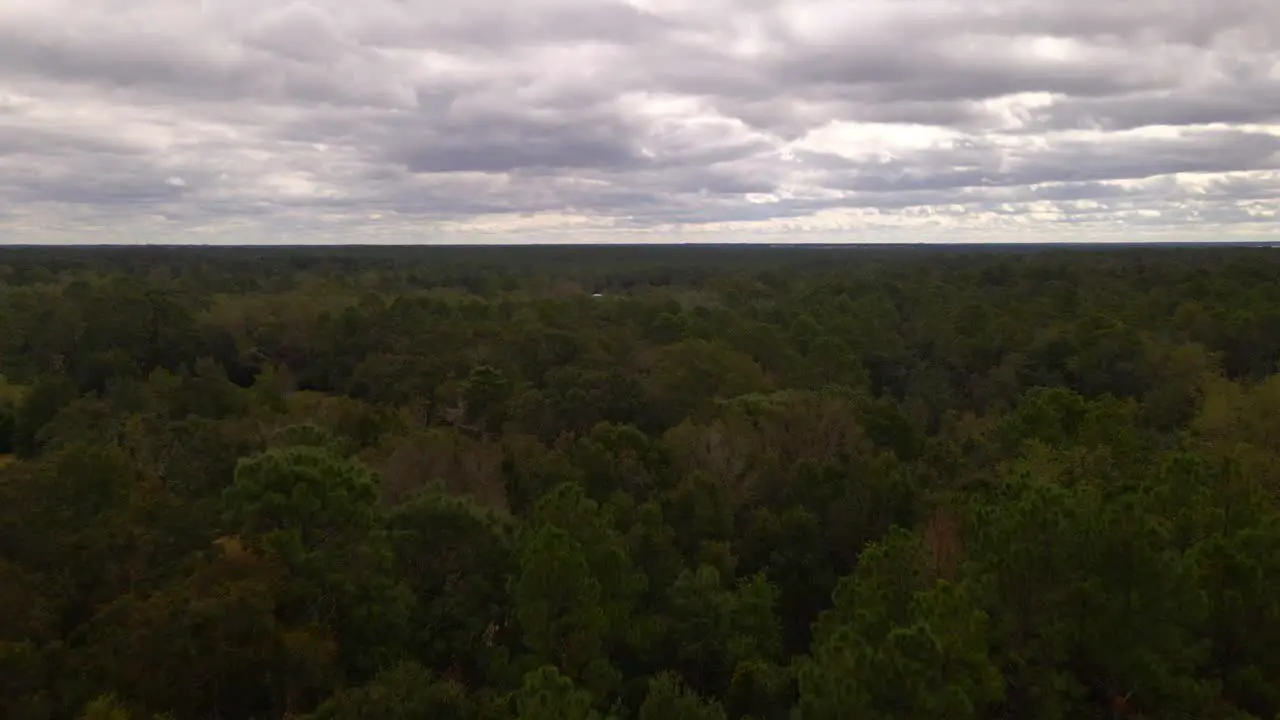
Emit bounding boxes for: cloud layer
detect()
[1,0,1277,243]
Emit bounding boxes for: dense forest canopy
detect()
[3,244,1280,719]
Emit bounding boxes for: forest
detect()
[3,243,1280,720]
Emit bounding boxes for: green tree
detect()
[13,374,78,457]
[639,672,727,720]
[510,483,647,695]
[224,445,412,679]
[309,661,477,720]
[462,365,514,434]
[796,530,1002,720]
[514,665,603,720]
[388,491,514,683]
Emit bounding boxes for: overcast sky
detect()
[1,0,1277,244]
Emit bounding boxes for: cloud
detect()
[0,0,1277,244]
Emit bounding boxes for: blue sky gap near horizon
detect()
[0,0,1277,244]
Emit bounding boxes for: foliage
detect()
[2,245,1280,719]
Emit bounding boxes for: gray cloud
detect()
[1024,81,1280,131]
[355,1,676,51]
[0,0,1277,243]
[387,107,649,174]
[812,128,1280,194]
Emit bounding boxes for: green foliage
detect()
[225,446,383,560]
[388,490,514,682]
[13,374,78,457]
[463,364,513,433]
[639,672,727,720]
[80,694,132,720]
[507,483,658,699]
[308,661,477,720]
[514,665,603,720]
[5,247,1280,720]
[267,422,344,451]
[665,565,782,697]
[797,531,1002,720]
[224,445,412,678]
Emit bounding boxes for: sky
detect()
[0,0,1277,245]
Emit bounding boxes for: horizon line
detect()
[0,240,1278,249]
